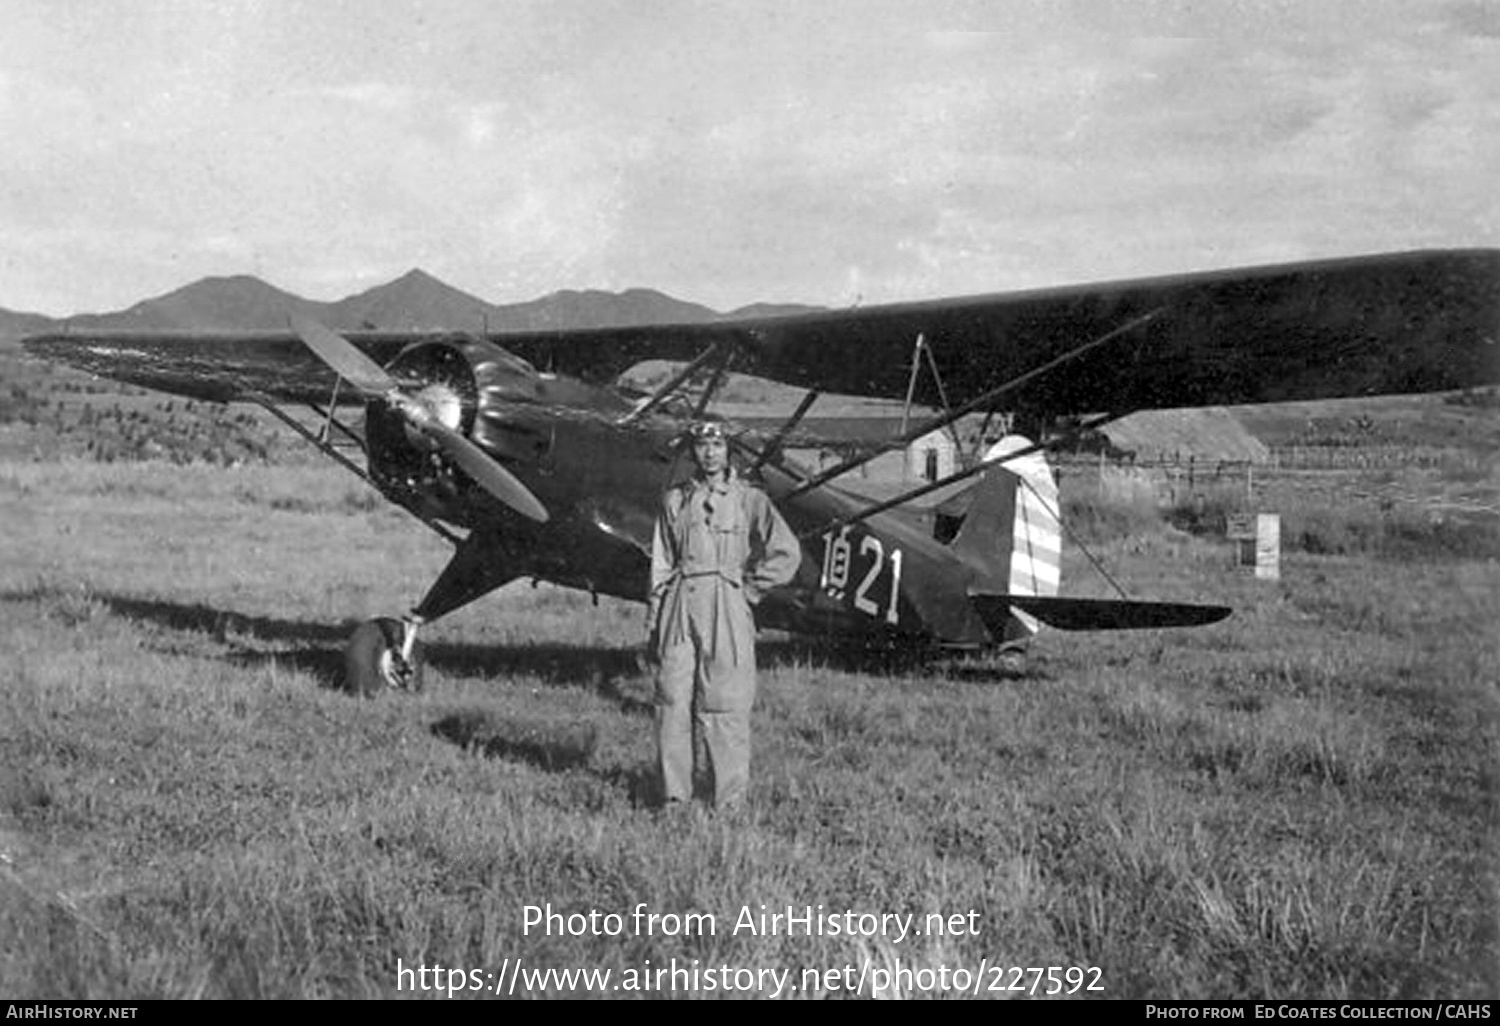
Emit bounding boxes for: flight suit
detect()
[647,472,800,808]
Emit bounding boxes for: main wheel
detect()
[344,617,425,696]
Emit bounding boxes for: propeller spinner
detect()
[291,317,549,523]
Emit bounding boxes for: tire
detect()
[344,617,425,696]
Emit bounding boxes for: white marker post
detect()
[1228,512,1280,580]
[1255,513,1281,580]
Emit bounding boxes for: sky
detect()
[1,0,1497,316]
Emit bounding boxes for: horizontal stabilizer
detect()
[971,593,1231,633]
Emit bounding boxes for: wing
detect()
[18,331,445,404]
[544,247,1498,416]
[23,248,1500,413]
[18,326,728,404]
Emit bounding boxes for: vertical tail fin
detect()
[948,434,1061,642]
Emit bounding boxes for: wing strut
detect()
[250,396,460,545]
[785,307,1163,499]
[308,399,366,451]
[900,333,959,449]
[617,344,722,425]
[749,388,822,475]
[317,377,344,444]
[691,350,736,419]
[796,411,1123,539]
[899,333,923,430]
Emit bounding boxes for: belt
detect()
[672,569,742,586]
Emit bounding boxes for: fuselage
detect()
[369,335,998,646]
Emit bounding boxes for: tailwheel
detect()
[344,616,425,696]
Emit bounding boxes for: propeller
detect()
[291,316,549,523]
[293,316,401,394]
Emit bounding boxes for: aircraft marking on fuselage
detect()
[819,524,904,627]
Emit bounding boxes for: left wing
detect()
[23,248,1500,414]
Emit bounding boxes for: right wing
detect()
[18,331,425,404]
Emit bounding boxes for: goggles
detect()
[688,421,728,441]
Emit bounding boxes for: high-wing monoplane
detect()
[24,249,1500,693]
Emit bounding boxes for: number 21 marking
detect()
[822,528,903,626]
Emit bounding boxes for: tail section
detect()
[948,434,1061,643]
[953,435,1233,640]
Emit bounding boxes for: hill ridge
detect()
[2,272,822,338]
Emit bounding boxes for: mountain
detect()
[63,275,323,333]
[491,287,722,331]
[725,302,825,320]
[0,308,55,345]
[3,270,825,339]
[324,269,505,332]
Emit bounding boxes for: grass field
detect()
[0,456,1496,999]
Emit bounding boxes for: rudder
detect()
[948,434,1061,642]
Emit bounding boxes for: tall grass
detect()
[1110,479,1500,562]
[1,457,1495,998]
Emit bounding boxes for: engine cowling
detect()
[365,336,550,521]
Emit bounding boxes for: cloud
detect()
[0,0,1494,315]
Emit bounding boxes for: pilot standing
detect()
[646,420,801,810]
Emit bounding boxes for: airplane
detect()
[22,248,1500,695]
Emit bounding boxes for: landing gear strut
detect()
[343,615,426,696]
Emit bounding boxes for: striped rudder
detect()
[948,435,1061,643]
[990,436,1061,628]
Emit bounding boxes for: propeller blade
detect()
[289,315,547,522]
[290,315,399,395]
[423,421,550,523]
